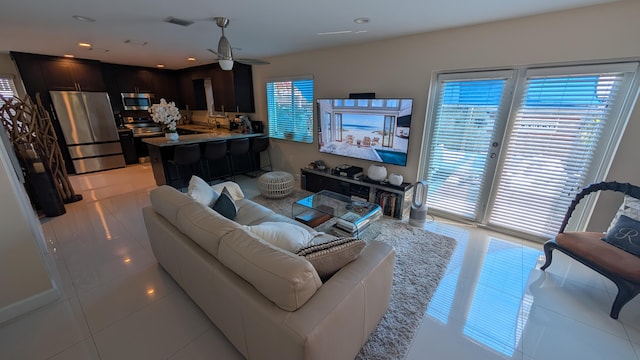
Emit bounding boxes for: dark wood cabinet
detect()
[154,70,179,103]
[114,65,155,93]
[11,51,254,116]
[39,58,106,92]
[176,62,255,113]
[232,63,255,113]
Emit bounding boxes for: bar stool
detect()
[167,144,202,188]
[250,136,272,177]
[227,138,250,181]
[203,140,229,181]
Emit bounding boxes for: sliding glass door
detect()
[423,62,639,240]
[423,70,515,221]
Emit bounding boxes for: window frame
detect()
[265,75,314,143]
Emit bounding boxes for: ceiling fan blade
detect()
[207,48,222,57]
[235,58,270,65]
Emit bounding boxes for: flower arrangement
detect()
[149,98,181,133]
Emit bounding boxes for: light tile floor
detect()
[1,164,639,359]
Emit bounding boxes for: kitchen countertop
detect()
[177,124,219,133]
[142,129,261,147]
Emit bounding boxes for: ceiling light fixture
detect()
[72,15,96,23]
[219,59,233,71]
[354,17,370,24]
[78,42,92,48]
[187,57,196,61]
[317,30,352,36]
[156,64,165,68]
[63,54,74,58]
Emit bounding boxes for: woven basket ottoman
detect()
[258,171,295,198]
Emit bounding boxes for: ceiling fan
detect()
[207,17,270,71]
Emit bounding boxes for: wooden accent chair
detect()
[541,181,640,319]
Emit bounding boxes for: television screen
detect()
[317,98,413,166]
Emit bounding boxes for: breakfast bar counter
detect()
[143,130,263,187]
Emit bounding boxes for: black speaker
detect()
[349,93,375,99]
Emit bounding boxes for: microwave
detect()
[121,93,155,110]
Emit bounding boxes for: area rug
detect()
[251,190,458,359]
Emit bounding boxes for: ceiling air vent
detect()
[163,17,194,27]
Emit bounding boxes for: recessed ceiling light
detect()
[156,64,165,68]
[63,54,75,58]
[78,42,92,48]
[187,57,196,61]
[72,15,96,23]
[354,17,370,24]
[317,30,352,36]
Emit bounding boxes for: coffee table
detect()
[292,190,382,237]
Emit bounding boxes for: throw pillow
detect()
[297,237,366,281]
[607,195,640,233]
[247,222,313,253]
[602,214,640,256]
[211,181,245,201]
[187,175,219,206]
[211,187,238,220]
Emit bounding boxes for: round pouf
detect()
[258,171,295,198]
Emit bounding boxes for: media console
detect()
[300,168,414,220]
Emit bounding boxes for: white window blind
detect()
[488,65,637,238]
[426,72,513,220]
[0,76,17,104]
[266,77,314,143]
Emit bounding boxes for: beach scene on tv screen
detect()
[317,98,412,166]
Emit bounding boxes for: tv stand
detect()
[300,168,414,220]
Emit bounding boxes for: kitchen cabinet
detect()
[232,63,255,113]
[176,62,255,113]
[114,65,155,93]
[154,70,179,103]
[39,58,106,92]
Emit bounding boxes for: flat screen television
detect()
[317,98,413,166]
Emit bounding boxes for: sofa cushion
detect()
[297,237,366,281]
[212,181,245,201]
[150,185,194,225]
[211,187,238,220]
[246,222,313,253]
[234,199,275,225]
[176,200,243,258]
[187,176,219,206]
[218,230,322,311]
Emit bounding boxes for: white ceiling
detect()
[0,0,619,70]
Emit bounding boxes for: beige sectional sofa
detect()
[142,184,395,360]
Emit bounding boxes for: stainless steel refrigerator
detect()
[50,91,125,174]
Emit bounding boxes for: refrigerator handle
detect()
[80,93,98,142]
[49,103,58,122]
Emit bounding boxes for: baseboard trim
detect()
[0,287,60,324]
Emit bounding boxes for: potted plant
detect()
[149,98,181,141]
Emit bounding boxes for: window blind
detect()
[426,75,511,220]
[488,70,630,238]
[266,78,314,143]
[0,76,17,103]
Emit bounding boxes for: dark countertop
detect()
[142,130,261,147]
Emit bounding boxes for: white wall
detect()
[252,0,640,230]
[0,54,57,322]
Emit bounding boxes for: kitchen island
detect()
[143,130,263,187]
